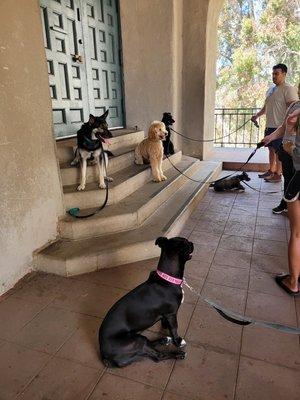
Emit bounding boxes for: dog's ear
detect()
[89,114,95,125]
[148,123,156,140]
[100,109,109,120]
[155,237,168,248]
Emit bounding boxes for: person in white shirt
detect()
[251,64,298,186]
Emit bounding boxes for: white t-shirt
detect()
[265,83,298,128]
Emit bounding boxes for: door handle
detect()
[72,54,83,63]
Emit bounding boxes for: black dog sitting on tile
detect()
[99,236,194,368]
[210,171,251,192]
[161,112,175,155]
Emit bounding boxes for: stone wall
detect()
[0,0,64,295]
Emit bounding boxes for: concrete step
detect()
[63,152,182,210]
[35,160,222,276]
[60,149,135,186]
[60,156,200,239]
[56,129,144,164]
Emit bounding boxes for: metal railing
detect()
[214,108,264,148]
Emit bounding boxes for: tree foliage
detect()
[216,0,300,108]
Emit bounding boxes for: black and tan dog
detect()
[161,112,175,156]
[71,110,113,191]
[210,171,251,192]
[99,236,194,368]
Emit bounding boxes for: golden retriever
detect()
[135,121,168,182]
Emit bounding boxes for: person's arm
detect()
[262,124,285,146]
[251,104,266,123]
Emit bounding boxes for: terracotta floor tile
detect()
[0,342,49,399]
[179,228,192,238]
[0,296,45,340]
[235,356,300,400]
[227,213,256,225]
[198,212,229,223]
[219,234,253,253]
[192,244,216,263]
[254,225,287,242]
[10,273,63,307]
[52,279,126,318]
[256,216,286,228]
[12,306,83,354]
[253,238,288,257]
[185,260,210,280]
[206,203,232,214]
[56,315,104,369]
[230,207,257,217]
[189,231,220,247]
[246,291,297,327]
[19,357,100,400]
[249,270,287,297]
[241,325,300,369]
[108,356,174,389]
[201,283,247,314]
[166,344,238,400]
[192,219,226,235]
[224,221,255,237]
[251,253,288,274]
[186,303,243,354]
[162,391,191,400]
[213,248,251,269]
[206,264,249,290]
[88,373,163,400]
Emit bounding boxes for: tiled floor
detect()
[0,173,299,400]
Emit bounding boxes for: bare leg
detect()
[269,147,276,173]
[283,201,300,292]
[275,155,282,175]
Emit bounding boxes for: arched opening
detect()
[214,0,299,148]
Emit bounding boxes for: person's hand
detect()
[286,109,300,126]
[261,136,272,146]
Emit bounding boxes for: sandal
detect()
[275,274,300,297]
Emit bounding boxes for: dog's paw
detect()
[175,351,186,360]
[173,337,185,347]
[153,177,161,182]
[161,175,167,181]
[105,176,113,182]
[77,184,85,191]
[99,182,106,189]
[160,336,172,346]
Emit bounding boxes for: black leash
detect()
[170,118,255,143]
[183,279,300,334]
[68,140,110,218]
[167,129,283,194]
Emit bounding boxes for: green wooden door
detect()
[40,0,124,138]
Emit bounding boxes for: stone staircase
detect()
[35,128,222,276]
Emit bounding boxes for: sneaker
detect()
[264,173,282,182]
[272,204,287,214]
[258,170,272,178]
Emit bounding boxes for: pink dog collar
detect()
[156,270,183,285]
